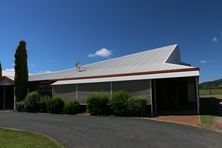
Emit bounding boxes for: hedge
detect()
[39,95,51,113]
[127,96,147,117]
[16,101,25,112]
[24,91,40,112]
[48,96,64,114]
[87,92,110,115]
[64,100,80,115]
[110,90,129,116]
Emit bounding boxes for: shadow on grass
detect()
[200,97,222,116]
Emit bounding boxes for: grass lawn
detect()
[200,115,215,128]
[201,94,222,99]
[199,94,222,129]
[199,89,222,97]
[0,128,63,148]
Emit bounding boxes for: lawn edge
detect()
[0,127,64,148]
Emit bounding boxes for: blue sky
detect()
[0,0,222,82]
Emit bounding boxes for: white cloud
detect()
[2,68,14,77]
[88,53,95,57]
[4,68,14,72]
[34,70,52,74]
[2,67,53,77]
[200,60,209,64]
[88,48,112,58]
[212,37,218,42]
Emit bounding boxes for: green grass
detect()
[200,115,215,128]
[200,89,222,96]
[200,94,222,99]
[199,94,222,129]
[0,128,63,148]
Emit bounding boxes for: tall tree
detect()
[14,40,29,101]
[0,62,2,78]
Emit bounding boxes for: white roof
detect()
[3,44,199,83]
[50,44,199,85]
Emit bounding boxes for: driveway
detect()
[0,112,222,148]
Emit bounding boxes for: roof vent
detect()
[75,61,81,72]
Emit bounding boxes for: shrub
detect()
[110,90,129,116]
[39,95,51,113]
[48,96,64,114]
[16,101,25,112]
[127,97,147,117]
[87,92,110,116]
[24,91,40,112]
[64,100,80,115]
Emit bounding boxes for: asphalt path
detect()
[0,112,221,148]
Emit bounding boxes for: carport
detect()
[152,76,199,115]
[0,76,15,110]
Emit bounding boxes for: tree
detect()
[14,40,29,101]
[0,62,2,78]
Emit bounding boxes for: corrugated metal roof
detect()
[30,44,198,82]
[4,44,199,82]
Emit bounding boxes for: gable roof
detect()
[29,44,199,83]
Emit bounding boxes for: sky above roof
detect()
[0,0,221,82]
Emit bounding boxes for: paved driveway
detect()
[0,112,222,148]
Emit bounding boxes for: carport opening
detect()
[153,77,197,115]
[0,86,14,110]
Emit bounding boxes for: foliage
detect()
[48,96,64,114]
[110,90,129,116]
[14,40,29,101]
[87,92,110,115]
[39,95,51,113]
[127,97,147,117]
[16,101,25,112]
[24,92,40,112]
[64,100,80,115]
